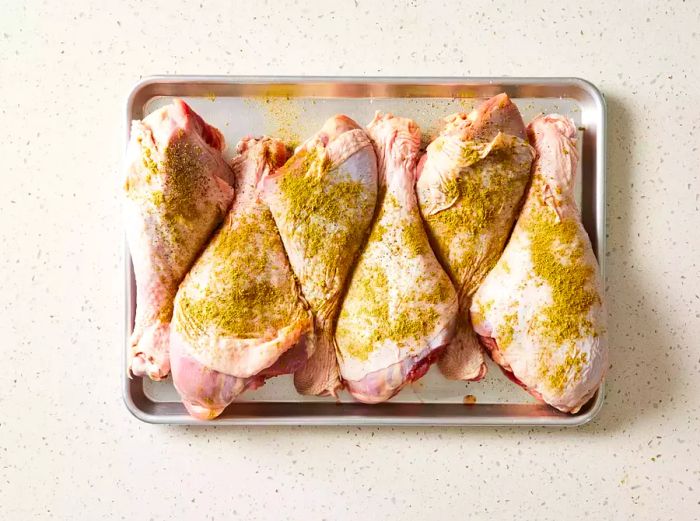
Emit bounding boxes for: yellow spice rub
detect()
[158,140,208,221]
[337,262,445,362]
[175,211,306,340]
[337,190,453,362]
[424,139,531,293]
[496,311,518,351]
[277,146,369,268]
[126,137,213,252]
[524,175,599,394]
[400,216,428,256]
[371,192,428,257]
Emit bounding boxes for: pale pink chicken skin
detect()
[416,94,534,382]
[464,93,527,140]
[335,113,458,403]
[260,115,378,397]
[471,114,607,413]
[170,137,312,420]
[170,333,311,420]
[124,99,234,380]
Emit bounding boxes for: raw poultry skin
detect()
[260,115,378,397]
[416,94,535,381]
[124,99,234,380]
[170,137,312,420]
[470,114,607,413]
[335,113,458,403]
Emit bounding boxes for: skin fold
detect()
[470,114,608,413]
[416,94,535,382]
[260,115,379,397]
[124,99,234,381]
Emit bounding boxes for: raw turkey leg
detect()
[471,114,607,413]
[416,94,534,381]
[335,113,458,403]
[170,137,313,420]
[124,99,234,380]
[260,115,378,397]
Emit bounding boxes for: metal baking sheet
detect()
[123,76,606,426]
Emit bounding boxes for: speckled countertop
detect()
[1,1,699,519]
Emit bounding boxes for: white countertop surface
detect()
[1,1,699,519]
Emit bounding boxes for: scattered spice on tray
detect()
[245,95,303,146]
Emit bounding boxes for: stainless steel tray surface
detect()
[124,76,606,426]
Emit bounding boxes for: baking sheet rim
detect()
[122,75,606,426]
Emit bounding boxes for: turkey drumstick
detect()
[471,114,607,413]
[335,113,458,403]
[124,99,234,380]
[416,94,535,382]
[260,115,379,397]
